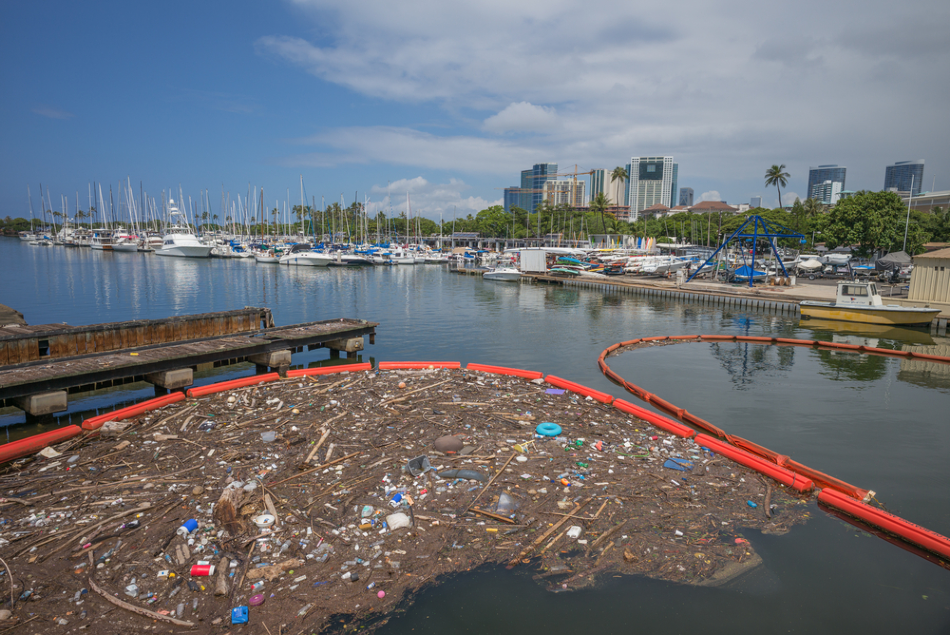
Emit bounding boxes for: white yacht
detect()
[278,243,331,266]
[482,266,522,282]
[155,201,212,258]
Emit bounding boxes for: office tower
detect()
[628,156,675,221]
[543,179,586,207]
[807,165,846,203]
[750,196,762,208]
[884,160,925,196]
[679,188,694,207]
[812,181,842,205]
[591,169,605,202]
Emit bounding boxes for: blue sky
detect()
[2,0,948,222]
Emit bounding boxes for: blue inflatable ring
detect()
[536,422,562,437]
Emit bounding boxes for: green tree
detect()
[764,164,790,208]
[610,166,628,204]
[824,190,906,258]
[589,192,610,234]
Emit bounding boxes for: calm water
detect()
[3,239,949,632]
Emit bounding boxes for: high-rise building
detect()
[750,196,762,208]
[590,169,606,202]
[807,165,846,203]
[812,181,842,205]
[884,160,925,196]
[543,179,586,207]
[628,156,675,221]
[679,188,694,207]
[503,188,520,213]
[504,164,558,213]
[669,164,678,208]
[528,163,558,212]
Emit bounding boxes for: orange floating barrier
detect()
[544,375,614,404]
[377,362,461,370]
[612,399,695,438]
[818,488,950,560]
[81,392,186,431]
[695,434,814,492]
[0,425,83,464]
[186,373,280,398]
[466,363,543,380]
[286,363,371,377]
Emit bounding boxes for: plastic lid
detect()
[249,594,265,606]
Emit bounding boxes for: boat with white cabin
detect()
[800,281,940,327]
[155,201,212,258]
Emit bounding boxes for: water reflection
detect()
[801,318,936,347]
[709,340,795,389]
[898,343,950,392]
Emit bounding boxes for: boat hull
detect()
[800,302,940,326]
[155,246,212,258]
[280,255,331,266]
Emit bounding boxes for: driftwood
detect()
[88,578,195,627]
[508,498,592,568]
[214,557,230,596]
[213,487,245,536]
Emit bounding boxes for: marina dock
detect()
[0,311,376,416]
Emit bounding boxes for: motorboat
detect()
[482,266,521,282]
[155,201,213,258]
[278,243,330,266]
[112,233,140,252]
[89,230,115,251]
[254,250,280,263]
[800,281,940,326]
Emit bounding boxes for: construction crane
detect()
[521,165,596,207]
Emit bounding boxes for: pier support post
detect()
[145,368,194,391]
[248,350,292,373]
[325,337,364,359]
[14,391,68,416]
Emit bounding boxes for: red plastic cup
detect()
[190,564,215,576]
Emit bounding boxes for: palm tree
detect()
[765,164,790,209]
[610,166,628,205]
[589,192,610,234]
[802,198,824,219]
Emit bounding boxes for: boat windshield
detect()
[869,283,878,296]
[841,284,869,296]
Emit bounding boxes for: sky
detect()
[2,0,948,223]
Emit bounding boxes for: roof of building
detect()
[914,247,950,260]
[670,205,689,211]
[689,201,737,211]
[642,204,670,212]
[922,242,950,252]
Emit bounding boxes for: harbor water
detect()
[2,239,948,633]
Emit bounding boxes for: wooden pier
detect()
[0,311,376,416]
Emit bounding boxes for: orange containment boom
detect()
[286,363,371,377]
[544,375,614,404]
[81,392,186,431]
[466,363,544,380]
[696,434,814,493]
[186,373,280,398]
[818,488,950,561]
[377,362,462,370]
[612,399,695,438]
[0,425,83,464]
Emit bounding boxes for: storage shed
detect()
[907,247,950,317]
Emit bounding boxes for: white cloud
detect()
[699,190,722,202]
[281,126,540,175]
[365,177,499,220]
[259,0,950,198]
[483,102,558,134]
[32,106,73,120]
